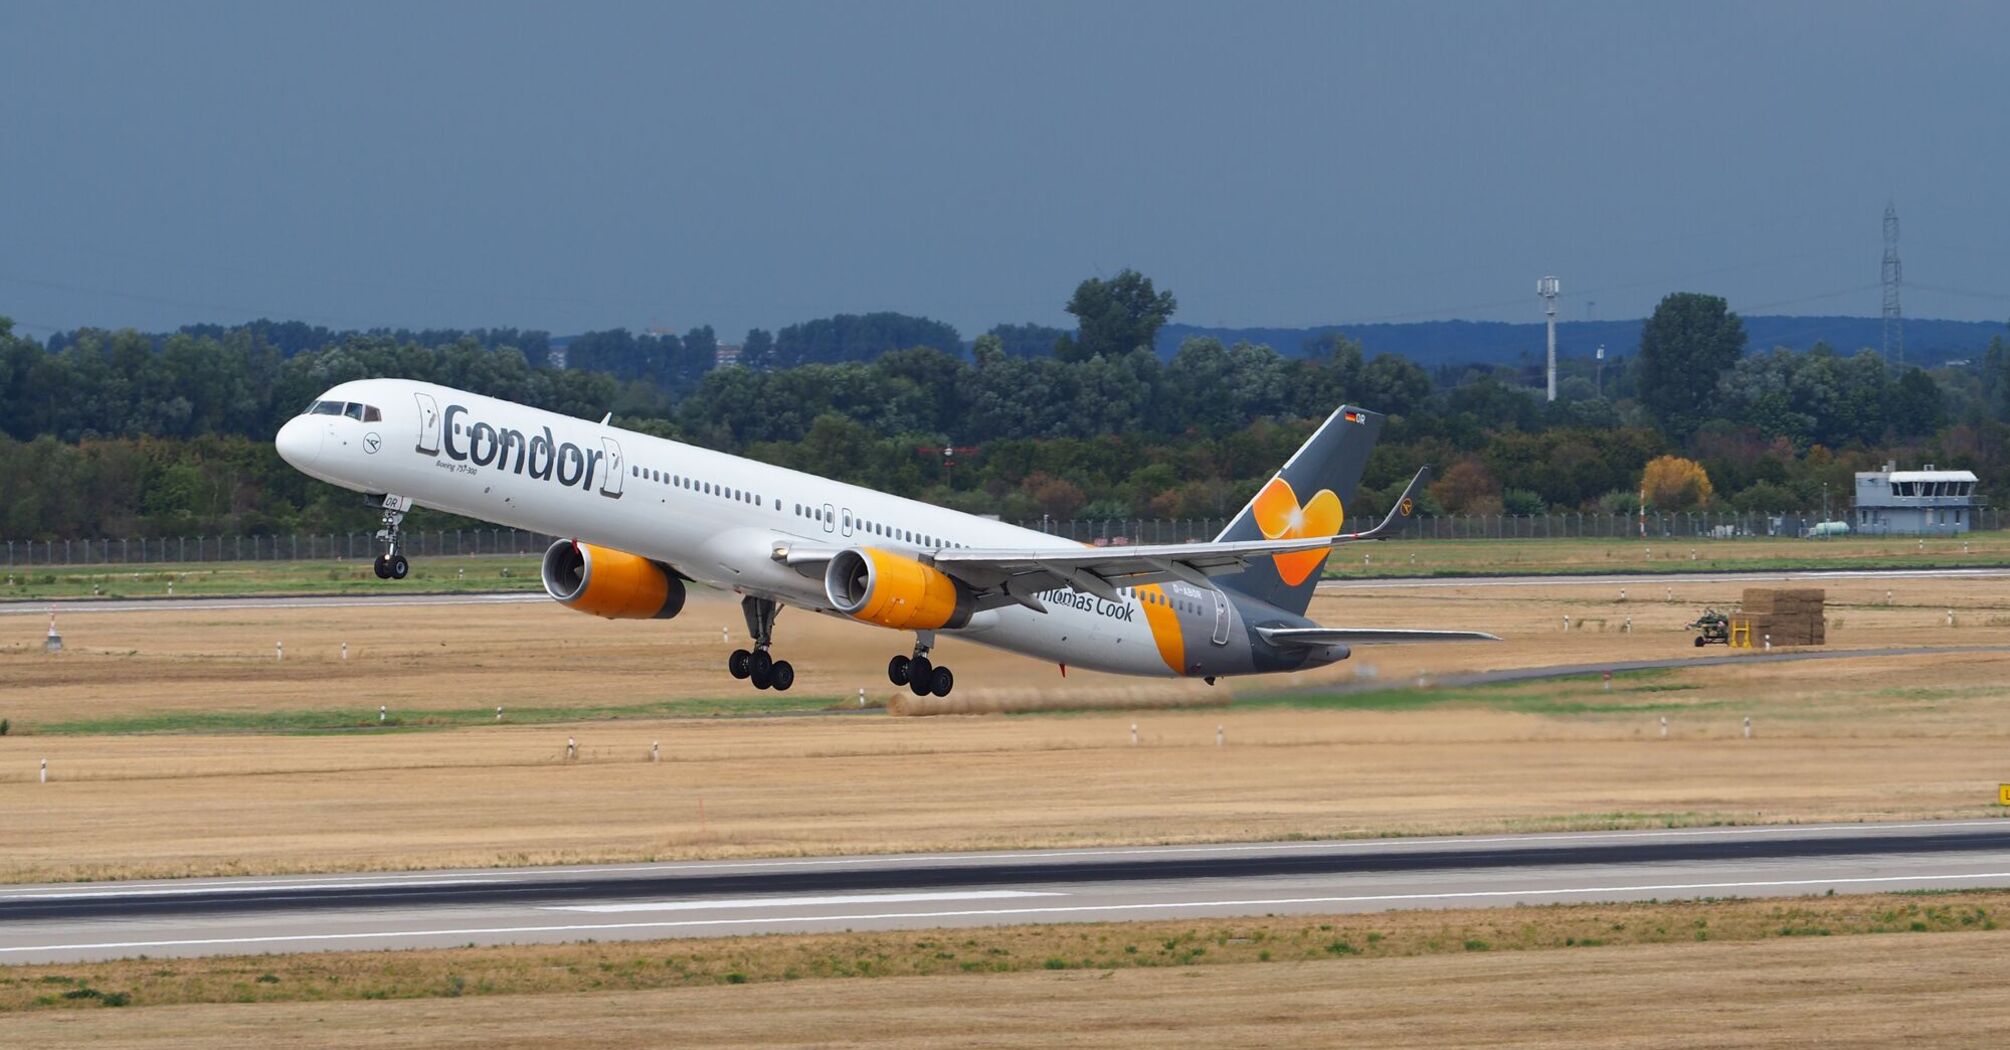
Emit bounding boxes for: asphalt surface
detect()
[1318,566,2010,591]
[4,820,2007,964]
[2,563,2005,615]
[0,592,545,615]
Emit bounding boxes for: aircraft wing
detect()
[1255,626,1500,647]
[920,467,1431,608]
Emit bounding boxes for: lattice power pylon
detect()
[1881,202,1903,364]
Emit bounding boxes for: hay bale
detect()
[1739,588,1826,644]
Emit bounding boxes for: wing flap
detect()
[929,466,1433,595]
[769,466,1436,608]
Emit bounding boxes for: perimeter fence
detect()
[1031,508,2004,545]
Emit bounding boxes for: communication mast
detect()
[1538,276,1561,401]
[1881,203,1903,365]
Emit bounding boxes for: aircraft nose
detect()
[275,415,323,469]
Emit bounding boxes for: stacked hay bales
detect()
[1736,587,1826,646]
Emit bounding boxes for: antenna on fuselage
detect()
[599,412,612,426]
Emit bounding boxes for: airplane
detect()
[275,379,1495,695]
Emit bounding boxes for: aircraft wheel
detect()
[907,655,933,696]
[770,660,795,692]
[728,649,753,679]
[388,554,410,580]
[887,654,910,686]
[749,649,773,678]
[749,664,773,690]
[373,555,391,579]
[929,666,954,697]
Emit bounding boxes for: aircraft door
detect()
[598,437,626,499]
[413,392,441,454]
[1211,589,1231,645]
[822,503,836,534]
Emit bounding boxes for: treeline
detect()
[3,277,2008,541]
[562,326,715,394]
[743,312,963,369]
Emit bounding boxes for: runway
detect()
[3,564,2003,616]
[1318,566,2010,590]
[4,820,2006,964]
[0,591,545,615]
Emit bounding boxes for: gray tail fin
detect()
[1214,405,1384,616]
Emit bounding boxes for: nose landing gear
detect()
[728,595,795,691]
[369,495,414,579]
[887,632,954,697]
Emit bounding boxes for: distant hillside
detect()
[1158,316,2007,367]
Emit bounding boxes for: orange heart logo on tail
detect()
[1251,477,1344,586]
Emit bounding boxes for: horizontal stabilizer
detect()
[1257,626,1500,647]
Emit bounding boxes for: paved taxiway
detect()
[3,565,2004,616]
[4,820,2006,964]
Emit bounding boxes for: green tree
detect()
[1054,269,1176,362]
[1890,367,1945,437]
[1356,354,1431,417]
[1638,292,1746,438]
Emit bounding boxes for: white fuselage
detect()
[277,378,1220,677]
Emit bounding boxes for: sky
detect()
[3,0,2007,342]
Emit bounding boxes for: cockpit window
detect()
[304,400,381,421]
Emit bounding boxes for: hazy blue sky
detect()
[3,1,2006,341]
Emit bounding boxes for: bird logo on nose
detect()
[364,433,382,455]
[1251,476,1343,586]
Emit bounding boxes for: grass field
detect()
[4,575,2009,883]
[3,529,2008,602]
[6,569,2010,1042]
[2,893,2006,1046]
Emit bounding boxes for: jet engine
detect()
[541,539,686,620]
[825,547,973,630]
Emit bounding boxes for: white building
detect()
[1852,463,1981,535]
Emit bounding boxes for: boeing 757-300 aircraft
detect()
[276,380,1493,696]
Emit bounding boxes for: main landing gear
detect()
[887,631,954,697]
[727,595,795,691]
[369,494,414,580]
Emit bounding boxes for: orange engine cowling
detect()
[824,547,973,631]
[541,540,686,620]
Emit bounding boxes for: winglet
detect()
[1339,466,1431,542]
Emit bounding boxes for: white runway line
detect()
[546,890,1061,913]
[11,870,2010,956]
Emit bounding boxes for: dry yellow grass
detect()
[6,573,2007,723]
[2,577,2008,882]
[2,891,1999,1012]
[5,916,2008,1047]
